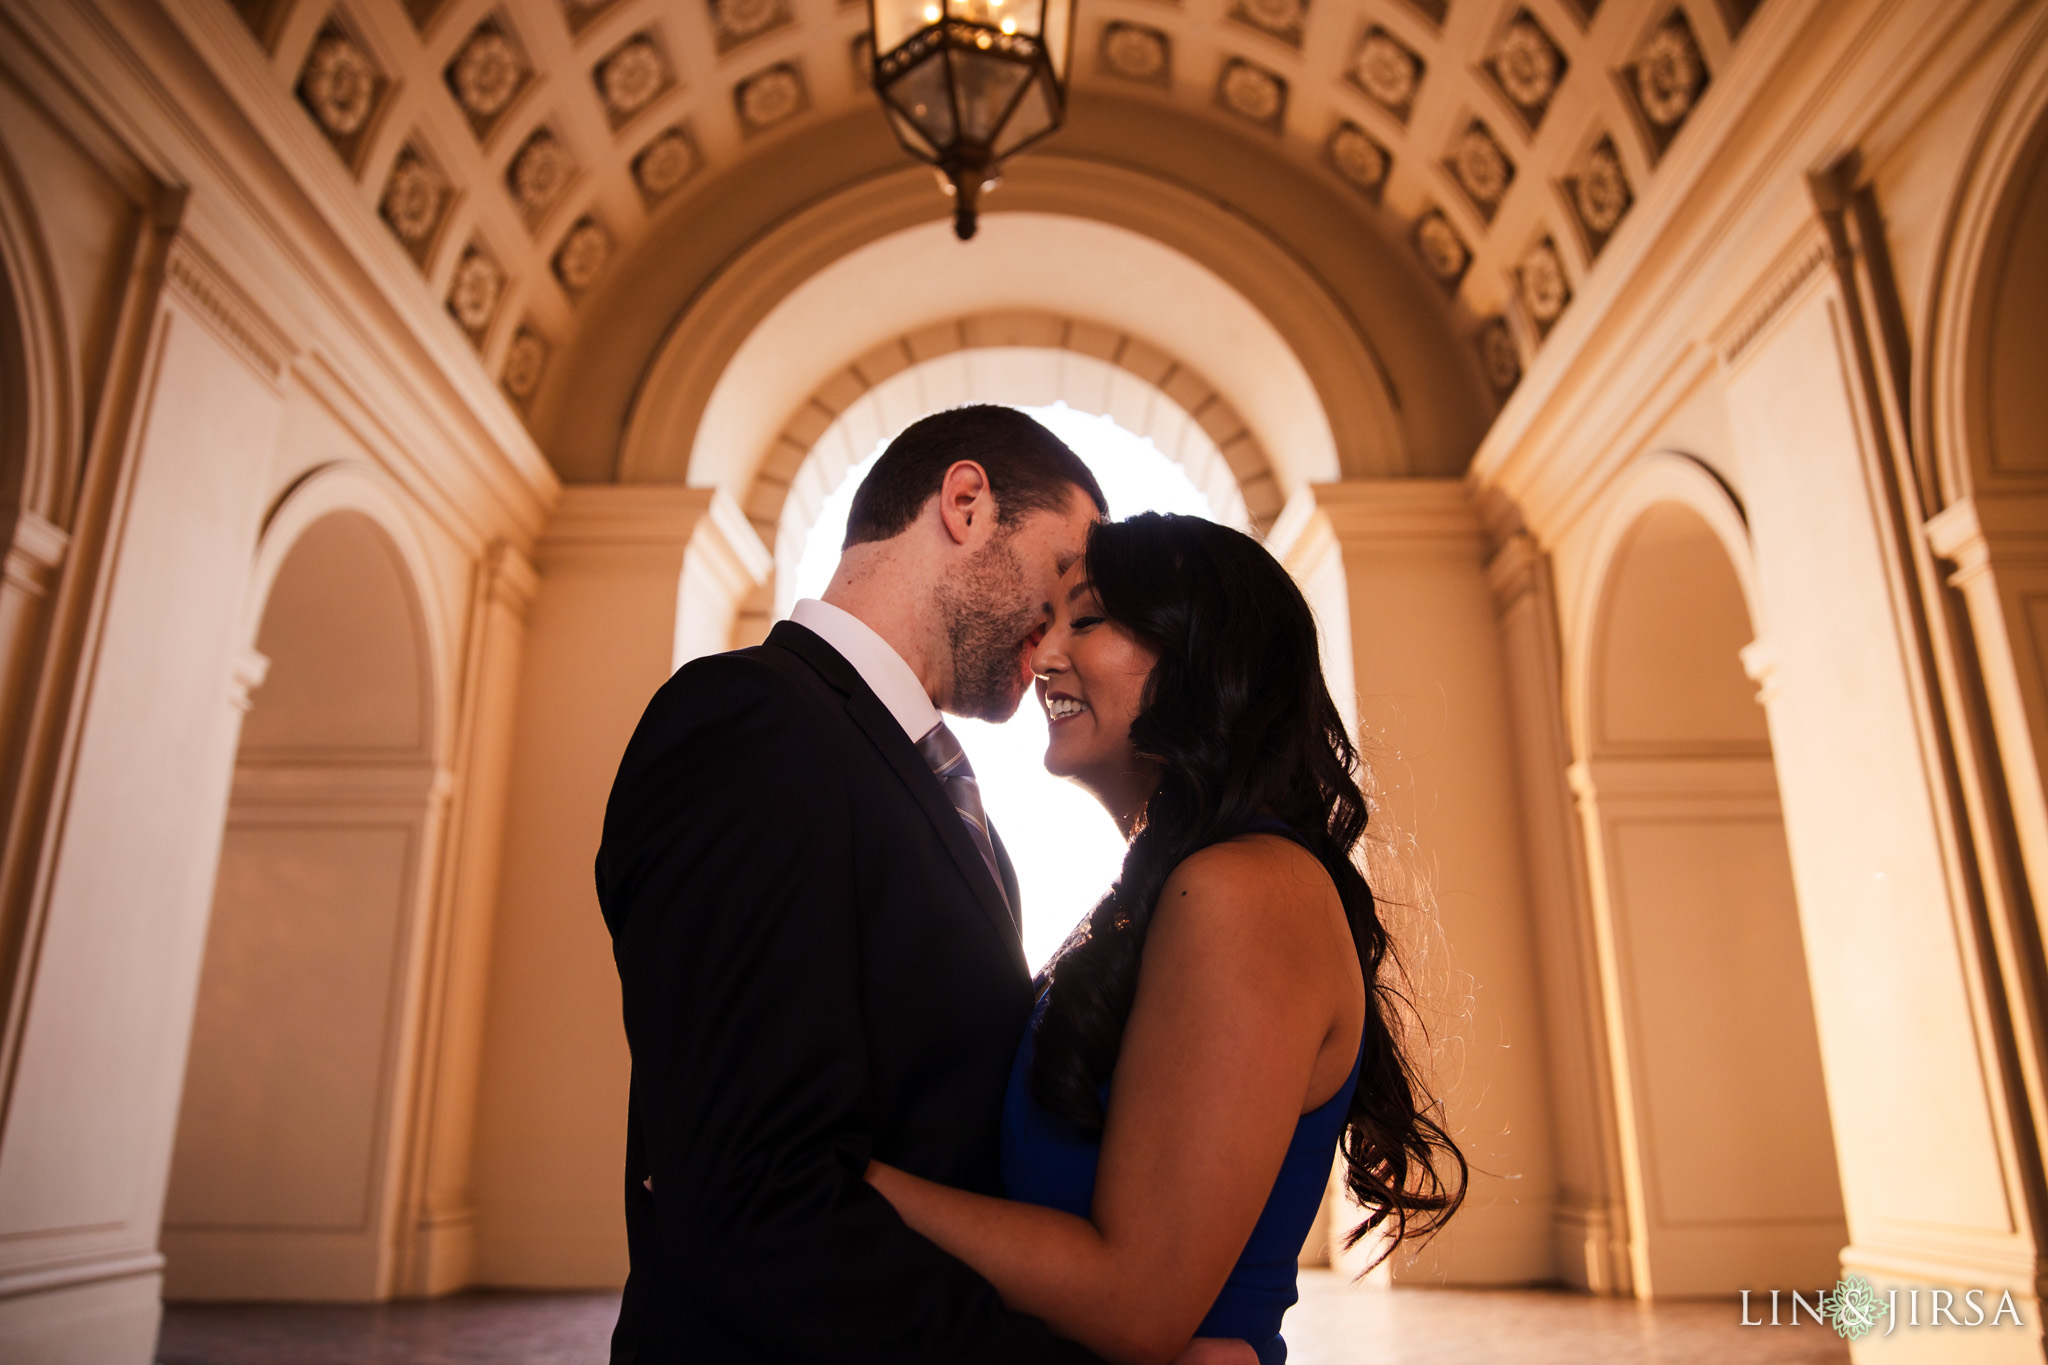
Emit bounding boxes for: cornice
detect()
[1,0,559,540]
[1466,0,2026,543]
[162,233,297,385]
[1711,229,1833,369]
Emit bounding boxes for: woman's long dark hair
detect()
[1031,512,1465,1261]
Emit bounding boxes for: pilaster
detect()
[467,485,766,1288]
[1280,478,1559,1287]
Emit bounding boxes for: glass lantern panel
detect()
[884,104,941,161]
[947,0,1037,32]
[1041,0,1072,76]
[883,54,957,151]
[872,0,938,58]
[948,48,1033,147]
[991,75,1055,157]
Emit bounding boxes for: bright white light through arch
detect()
[789,403,1229,973]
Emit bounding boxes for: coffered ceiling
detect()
[221,0,1758,431]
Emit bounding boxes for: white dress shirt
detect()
[789,598,940,743]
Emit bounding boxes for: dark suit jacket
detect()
[596,620,1105,1364]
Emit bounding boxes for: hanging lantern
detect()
[868,0,1075,240]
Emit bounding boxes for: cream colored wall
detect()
[163,511,439,1301]
[1461,7,2048,1359]
[1572,501,1844,1298]
[0,246,285,1361]
[0,4,553,1356]
[2,1,2048,1362]
[1278,479,1559,1287]
[1731,280,2040,1357]
[469,486,765,1288]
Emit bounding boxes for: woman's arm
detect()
[865,837,1358,1365]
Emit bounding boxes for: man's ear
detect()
[936,460,995,546]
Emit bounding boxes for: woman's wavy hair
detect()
[1031,512,1466,1261]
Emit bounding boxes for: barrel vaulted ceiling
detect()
[224,0,1757,436]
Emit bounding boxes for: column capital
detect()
[1926,493,2048,587]
[539,484,770,583]
[1271,478,1486,561]
[480,541,539,616]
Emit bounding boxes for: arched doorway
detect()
[162,507,441,1301]
[1573,489,1847,1297]
[786,398,1236,973]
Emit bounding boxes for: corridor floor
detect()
[157,1271,1852,1364]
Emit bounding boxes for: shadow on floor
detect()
[158,1273,1854,1364]
[156,1291,619,1365]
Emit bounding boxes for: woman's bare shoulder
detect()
[1155,834,1339,954]
[1163,833,1332,898]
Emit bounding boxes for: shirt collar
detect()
[789,598,941,742]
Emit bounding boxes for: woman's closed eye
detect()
[1070,615,1105,631]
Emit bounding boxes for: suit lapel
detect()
[769,623,1026,974]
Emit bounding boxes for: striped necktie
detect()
[916,721,1013,925]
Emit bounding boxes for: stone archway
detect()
[1567,461,1846,1298]
[734,310,1280,631]
[163,497,444,1302]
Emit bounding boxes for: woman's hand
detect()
[854,839,1352,1365]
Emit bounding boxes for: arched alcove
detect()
[0,239,37,810]
[548,101,1498,491]
[163,507,443,1302]
[752,328,1260,623]
[1571,476,1846,1297]
[639,208,1355,501]
[1929,17,2048,504]
[0,139,76,847]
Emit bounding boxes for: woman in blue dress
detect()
[864,512,1466,1365]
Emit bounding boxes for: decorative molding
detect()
[1713,232,1830,367]
[228,759,450,806]
[1216,58,1287,132]
[0,1247,164,1301]
[226,648,271,715]
[1485,530,1545,612]
[1485,8,1567,130]
[1927,494,2048,581]
[1574,752,1781,802]
[744,309,1284,570]
[1348,25,1424,123]
[1447,119,1515,222]
[541,483,729,551]
[632,125,701,205]
[162,237,296,383]
[1100,22,1171,87]
[1738,638,1780,705]
[595,31,673,127]
[1565,136,1634,259]
[2,511,69,598]
[1325,121,1390,199]
[734,62,808,135]
[1517,236,1572,337]
[482,539,540,615]
[1623,7,1711,162]
[1309,478,1487,558]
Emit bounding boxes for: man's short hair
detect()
[843,405,1109,548]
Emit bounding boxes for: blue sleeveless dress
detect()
[1000,827,1363,1365]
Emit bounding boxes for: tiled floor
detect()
[1285,1273,1850,1364]
[156,1273,1852,1364]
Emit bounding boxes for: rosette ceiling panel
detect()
[246,0,1753,413]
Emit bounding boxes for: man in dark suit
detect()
[597,406,1110,1363]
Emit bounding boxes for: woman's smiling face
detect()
[1030,559,1161,830]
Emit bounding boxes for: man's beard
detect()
[936,530,1041,722]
